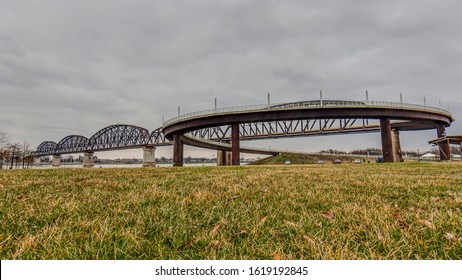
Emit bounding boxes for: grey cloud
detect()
[1,0,461,154]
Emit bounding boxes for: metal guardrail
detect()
[163,99,452,127]
[164,104,268,127]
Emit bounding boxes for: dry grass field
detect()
[1,163,461,259]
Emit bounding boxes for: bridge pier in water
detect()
[437,124,451,161]
[173,133,184,167]
[232,123,240,166]
[83,152,95,168]
[142,146,156,167]
[52,155,61,167]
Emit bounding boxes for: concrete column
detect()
[226,152,232,166]
[217,150,232,166]
[142,146,156,167]
[222,150,228,166]
[173,133,184,167]
[437,124,450,161]
[217,150,223,166]
[83,152,95,168]
[231,123,240,166]
[34,157,41,164]
[52,154,61,167]
[380,118,394,162]
[217,150,226,166]
[392,129,403,162]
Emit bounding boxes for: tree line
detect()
[320,146,461,157]
[0,130,34,169]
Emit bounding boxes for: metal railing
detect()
[163,99,452,127]
[164,104,268,127]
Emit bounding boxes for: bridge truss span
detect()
[36,141,58,157]
[187,118,382,142]
[89,124,151,151]
[150,127,172,146]
[56,135,90,154]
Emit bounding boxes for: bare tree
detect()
[0,130,10,169]
[0,149,4,169]
[0,129,9,147]
[6,142,21,169]
[1,132,36,169]
[21,141,33,169]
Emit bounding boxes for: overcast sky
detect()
[1,0,461,158]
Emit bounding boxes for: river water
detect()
[29,163,219,169]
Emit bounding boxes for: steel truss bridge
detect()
[36,99,454,166]
[36,126,171,157]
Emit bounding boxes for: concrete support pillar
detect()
[437,124,450,161]
[142,146,156,167]
[217,150,233,166]
[223,150,229,166]
[217,150,223,166]
[221,151,233,166]
[173,133,184,167]
[34,157,41,164]
[231,123,240,166]
[217,150,226,166]
[52,154,61,167]
[392,129,403,162]
[83,152,95,168]
[226,152,232,166]
[380,118,394,162]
